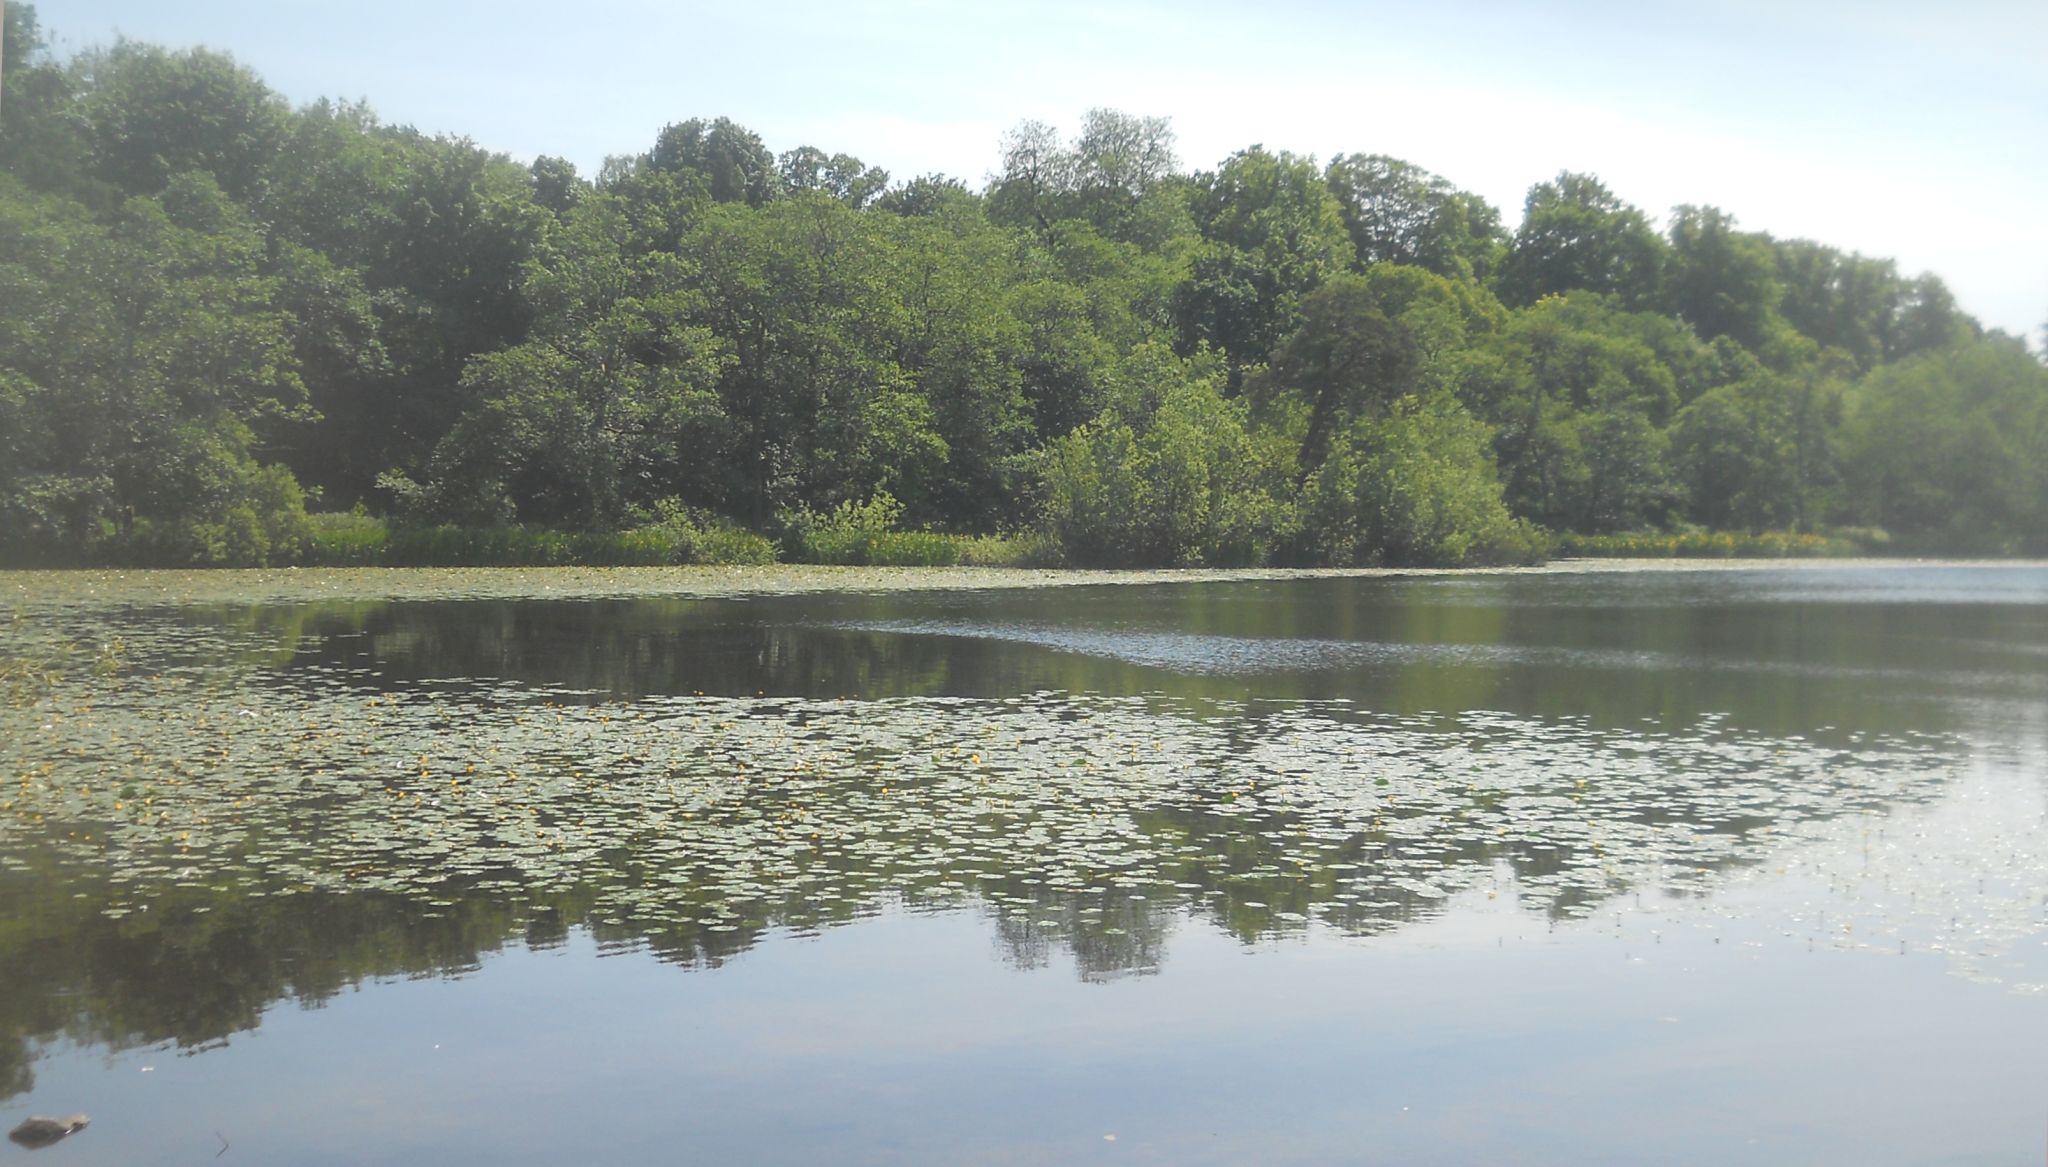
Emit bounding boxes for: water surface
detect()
[2,562,2044,1164]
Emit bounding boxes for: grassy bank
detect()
[298,510,1059,570]
[1554,529,1874,558]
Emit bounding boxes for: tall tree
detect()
[1172,146,1354,378]
[1496,172,1664,310]
[1324,153,1506,282]
[1839,336,2046,550]
[644,116,779,207]
[1771,239,1897,370]
[0,173,312,561]
[77,40,289,204]
[777,146,888,209]
[1661,205,1780,351]
[1249,273,1419,476]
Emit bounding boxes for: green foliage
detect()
[987,110,1185,250]
[1556,529,1863,558]
[1039,346,1288,566]
[1662,206,1782,352]
[644,117,779,207]
[77,39,291,204]
[952,532,1062,568]
[1497,172,1665,310]
[305,508,389,565]
[630,500,778,566]
[1670,364,1842,531]
[1838,337,2048,552]
[301,502,780,567]
[1325,154,1506,282]
[0,15,2036,569]
[1173,146,1354,377]
[1250,272,1422,474]
[1458,294,1683,533]
[778,493,961,566]
[1298,395,1543,567]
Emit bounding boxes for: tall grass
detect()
[301,511,776,567]
[1555,529,1867,558]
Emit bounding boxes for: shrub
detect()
[306,509,390,565]
[779,493,950,565]
[1299,398,1542,567]
[628,500,778,565]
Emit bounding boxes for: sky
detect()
[23,0,2048,342]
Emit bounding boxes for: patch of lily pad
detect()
[2,603,1970,969]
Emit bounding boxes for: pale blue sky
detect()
[23,0,2048,341]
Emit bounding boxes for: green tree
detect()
[777,146,888,209]
[416,193,729,527]
[683,196,944,522]
[1496,172,1664,309]
[987,109,1189,253]
[1670,364,1842,532]
[1661,205,1780,351]
[1771,239,1896,371]
[1040,345,1286,565]
[0,173,312,563]
[1248,272,1419,475]
[645,116,779,207]
[0,4,93,196]
[1299,395,1530,566]
[529,154,585,216]
[1324,153,1506,282]
[1172,146,1354,378]
[1458,293,1682,532]
[77,40,289,204]
[1839,337,2047,550]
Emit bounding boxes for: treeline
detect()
[1,6,2042,569]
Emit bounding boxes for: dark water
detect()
[2,564,2045,1164]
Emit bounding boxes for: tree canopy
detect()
[1,7,2040,567]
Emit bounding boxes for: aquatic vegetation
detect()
[1,564,2041,1108]
[0,607,1964,952]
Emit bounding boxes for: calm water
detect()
[2,563,2045,1164]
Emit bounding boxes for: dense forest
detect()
[0,6,2042,568]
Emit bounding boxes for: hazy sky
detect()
[24,0,2048,341]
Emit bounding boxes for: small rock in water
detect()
[8,1114,90,1150]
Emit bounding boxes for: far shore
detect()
[3,557,2044,611]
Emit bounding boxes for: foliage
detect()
[1298,395,1544,567]
[1172,146,1354,378]
[951,531,1062,568]
[1324,154,1506,282]
[1837,337,2048,552]
[1040,346,1289,566]
[1555,529,1864,558]
[777,492,960,566]
[1497,172,1664,310]
[0,9,2037,568]
[629,500,779,565]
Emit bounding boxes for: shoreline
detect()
[4,557,2045,610]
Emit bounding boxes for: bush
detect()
[306,509,390,565]
[779,493,958,565]
[628,500,778,565]
[301,501,783,568]
[1299,398,1543,567]
[954,532,1062,567]
[1038,347,1289,567]
[122,462,316,567]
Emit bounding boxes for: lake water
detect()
[2,562,2045,1164]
